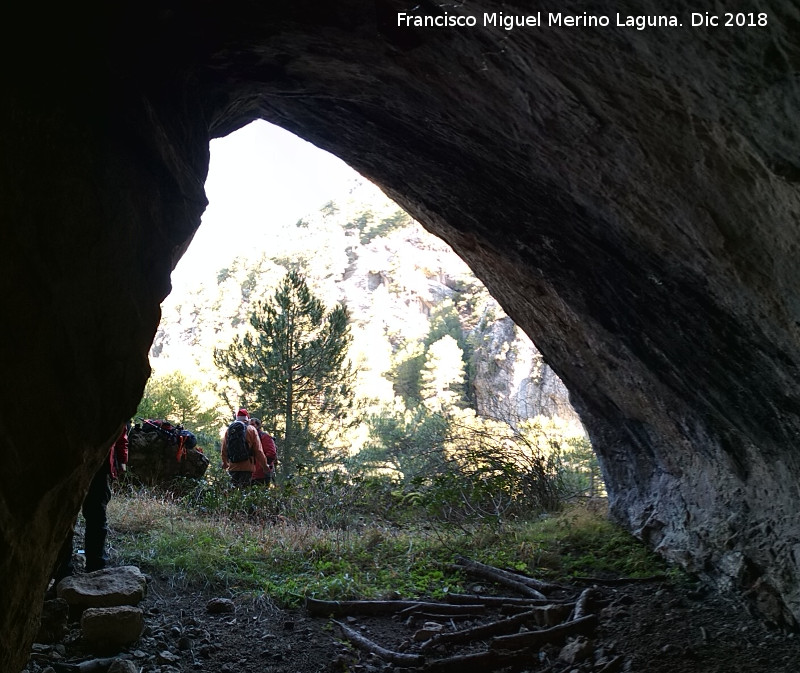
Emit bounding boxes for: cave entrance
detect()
[148,119,599,498]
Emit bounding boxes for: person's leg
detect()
[82,467,111,572]
[230,470,252,488]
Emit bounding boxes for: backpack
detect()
[225,420,251,463]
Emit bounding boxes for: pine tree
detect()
[420,335,466,412]
[214,270,358,472]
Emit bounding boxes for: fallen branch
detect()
[333,620,425,666]
[306,598,482,617]
[446,593,575,607]
[409,612,484,621]
[453,558,547,599]
[455,556,564,593]
[571,587,602,621]
[572,575,665,585]
[597,655,625,672]
[397,603,487,617]
[420,608,543,652]
[51,659,118,673]
[490,614,598,651]
[420,648,532,673]
[500,602,575,621]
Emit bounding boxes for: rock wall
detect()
[3,1,800,669]
[472,316,582,426]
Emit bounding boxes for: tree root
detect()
[454,556,566,598]
[333,620,425,666]
[490,614,598,651]
[306,597,485,617]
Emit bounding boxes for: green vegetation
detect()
[134,371,221,443]
[110,475,672,607]
[124,193,640,608]
[214,270,358,472]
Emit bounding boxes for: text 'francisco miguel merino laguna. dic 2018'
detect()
[396,11,769,30]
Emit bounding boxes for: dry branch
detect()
[490,614,598,651]
[445,593,575,607]
[306,598,483,617]
[51,659,118,673]
[420,648,533,673]
[572,587,602,621]
[419,608,544,652]
[409,612,484,621]
[333,620,425,666]
[597,655,624,672]
[572,575,666,585]
[398,603,487,618]
[455,556,564,593]
[453,558,547,599]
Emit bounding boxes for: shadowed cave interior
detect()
[2,2,800,670]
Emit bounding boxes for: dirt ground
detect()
[27,566,800,673]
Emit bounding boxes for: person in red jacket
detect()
[221,408,268,487]
[51,423,129,584]
[249,417,277,486]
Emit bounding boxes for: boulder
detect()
[57,566,147,610]
[81,606,145,648]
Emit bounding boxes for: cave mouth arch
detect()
[156,118,588,466]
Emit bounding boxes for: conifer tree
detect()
[214,270,357,472]
[420,335,466,412]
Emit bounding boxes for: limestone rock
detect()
[412,622,443,641]
[558,636,594,664]
[58,566,147,610]
[108,660,139,673]
[81,606,144,648]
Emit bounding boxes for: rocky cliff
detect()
[2,1,800,670]
[153,182,579,430]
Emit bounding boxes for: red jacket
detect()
[253,431,277,479]
[109,427,128,480]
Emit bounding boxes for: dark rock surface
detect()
[2,2,800,670]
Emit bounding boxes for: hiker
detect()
[51,423,129,585]
[249,417,278,486]
[221,408,267,487]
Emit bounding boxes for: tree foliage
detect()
[134,371,219,434]
[214,270,358,472]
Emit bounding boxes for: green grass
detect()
[108,485,674,607]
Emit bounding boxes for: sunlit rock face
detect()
[3,1,800,669]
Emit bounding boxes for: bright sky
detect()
[171,120,361,292]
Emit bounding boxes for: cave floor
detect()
[25,568,800,673]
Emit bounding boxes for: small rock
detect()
[412,622,443,642]
[558,636,594,664]
[107,660,139,673]
[81,606,145,647]
[157,650,181,664]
